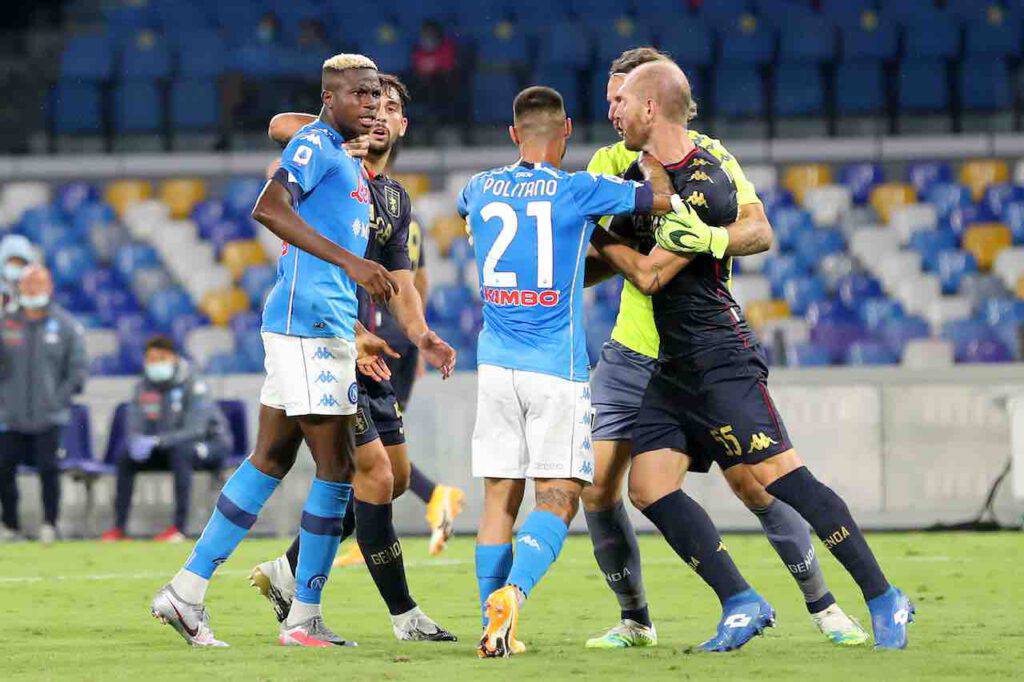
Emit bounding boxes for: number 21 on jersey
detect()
[480,201,552,288]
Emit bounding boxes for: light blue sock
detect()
[185,459,280,579]
[294,478,352,605]
[476,543,513,625]
[506,511,568,598]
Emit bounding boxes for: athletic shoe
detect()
[38,524,57,545]
[332,543,365,567]
[695,589,775,653]
[392,606,457,642]
[478,585,522,658]
[280,616,355,647]
[425,485,465,556]
[0,525,21,542]
[868,586,915,649]
[249,556,295,623]
[150,584,228,647]
[154,526,186,543]
[101,527,126,542]
[585,619,658,648]
[812,603,869,646]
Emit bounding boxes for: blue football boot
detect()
[695,589,775,652]
[868,586,915,649]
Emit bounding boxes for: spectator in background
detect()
[103,335,231,543]
[0,234,38,314]
[255,10,282,46]
[411,19,459,131]
[0,265,87,543]
[297,18,329,53]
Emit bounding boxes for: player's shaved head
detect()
[512,86,567,139]
[622,60,696,124]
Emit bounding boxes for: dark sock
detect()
[641,490,750,605]
[584,501,649,622]
[285,501,355,575]
[766,467,890,601]
[355,499,416,615]
[408,464,437,504]
[621,605,651,628]
[751,499,835,614]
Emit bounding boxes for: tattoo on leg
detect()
[536,488,578,516]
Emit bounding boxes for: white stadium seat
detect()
[758,317,810,347]
[803,184,851,228]
[84,329,118,362]
[0,181,51,228]
[993,247,1024,290]
[924,295,973,329]
[729,274,772,308]
[122,200,171,239]
[743,164,777,192]
[901,338,955,368]
[889,203,938,245]
[849,228,900,265]
[737,245,776,274]
[817,252,856,291]
[185,327,236,364]
[872,251,924,290]
[894,274,941,316]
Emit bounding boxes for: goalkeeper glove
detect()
[656,199,730,259]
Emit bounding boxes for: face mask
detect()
[145,361,176,383]
[20,294,50,309]
[3,264,23,282]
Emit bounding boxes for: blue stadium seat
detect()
[657,19,714,67]
[586,305,617,366]
[171,313,205,348]
[594,17,656,68]
[770,206,814,251]
[471,71,519,125]
[810,319,868,362]
[59,404,95,470]
[457,302,484,339]
[475,22,530,70]
[991,319,1022,360]
[81,267,118,298]
[782,275,826,315]
[447,237,473,269]
[858,298,904,332]
[92,289,138,327]
[942,318,994,352]
[713,66,765,118]
[209,220,254,256]
[55,286,94,314]
[823,0,879,28]
[795,229,845,263]
[960,58,1012,112]
[57,182,100,218]
[152,0,215,35]
[763,254,810,297]
[903,11,961,59]
[170,79,220,131]
[898,59,950,113]
[458,0,514,29]
[427,284,475,324]
[778,14,835,63]
[223,179,265,220]
[937,249,978,294]
[91,353,131,377]
[846,341,897,366]
[175,30,226,78]
[717,21,776,65]
[60,33,114,81]
[235,332,266,373]
[216,400,250,463]
[807,299,860,326]
[838,163,884,205]
[205,351,247,375]
[908,161,953,195]
[531,67,580,118]
[984,184,1024,222]
[104,3,156,35]
[880,316,930,354]
[52,82,103,134]
[964,15,1022,58]
[354,24,412,75]
[536,20,590,69]
[837,273,883,308]
[840,21,899,61]
[788,342,832,367]
[957,337,1013,363]
[73,202,116,232]
[924,182,973,219]
[697,0,754,30]
[633,0,688,24]
[909,229,959,272]
[119,31,172,79]
[240,264,276,307]
[52,245,97,289]
[148,287,195,330]
[942,205,982,242]
[114,80,163,133]
[229,310,262,337]
[191,198,227,234]
[1003,201,1024,243]
[835,60,885,116]
[984,298,1024,326]
[758,186,795,213]
[947,0,1016,23]
[773,63,824,117]
[114,243,160,279]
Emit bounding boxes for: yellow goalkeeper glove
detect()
[655,198,730,259]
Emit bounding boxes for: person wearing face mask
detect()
[0,265,87,543]
[0,234,39,315]
[103,335,231,543]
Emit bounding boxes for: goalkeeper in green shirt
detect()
[580,48,868,650]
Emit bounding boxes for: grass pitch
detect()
[2,532,1021,681]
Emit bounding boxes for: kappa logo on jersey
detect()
[350,175,371,204]
[312,346,335,360]
[748,432,778,453]
[298,131,323,147]
[579,459,593,476]
[384,184,401,217]
[690,157,710,167]
[685,190,708,207]
[481,287,560,307]
[690,170,713,183]
[518,535,541,551]
[317,394,340,408]
[315,370,337,384]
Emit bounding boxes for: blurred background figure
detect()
[0,264,87,543]
[411,19,459,133]
[0,234,39,315]
[103,335,231,544]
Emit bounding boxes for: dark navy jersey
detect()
[610,147,753,366]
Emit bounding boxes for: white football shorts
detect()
[472,364,594,483]
[259,332,358,417]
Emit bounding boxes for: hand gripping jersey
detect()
[458,161,651,381]
[262,120,372,341]
[587,133,760,359]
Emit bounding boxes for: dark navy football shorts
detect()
[385,345,419,410]
[354,374,405,447]
[591,340,658,442]
[631,347,791,472]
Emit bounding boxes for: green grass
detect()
[1,532,1021,681]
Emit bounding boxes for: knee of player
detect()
[626,483,658,512]
[727,472,775,510]
[582,482,621,512]
[391,470,409,499]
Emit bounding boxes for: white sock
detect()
[286,599,321,627]
[170,568,209,604]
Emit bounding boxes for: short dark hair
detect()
[609,46,670,76]
[145,335,177,354]
[513,86,565,122]
[379,73,411,112]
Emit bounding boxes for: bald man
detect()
[0,265,87,544]
[590,58,914,650]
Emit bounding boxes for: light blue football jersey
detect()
[261,120,371,340]
[458,161,651,381]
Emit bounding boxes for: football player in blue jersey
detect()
[460,86,684,658]
[150,54,403,648]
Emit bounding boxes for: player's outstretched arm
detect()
[590,228,692,295]
[385,269,456,378]
[638,153,677,216]
[252,180,399,301]
[724,202,773,256]
[584,245,619,287]
[355,320,400,382]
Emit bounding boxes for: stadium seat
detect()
[593,16,655,68]
[963,223,1012,271]
[782,276,826,315]
[908,161,954,196]
[59,32,114,81]
[964,11,1022,58]
[817,253,856,291]
[200,287,251,327]
[148,287,195,330]
[729,275,772,308]
[532,67,579,118]
[994,246,1024,289]
[353,23,412,75]
[778,14,835,63]
[901,338,955,368]
[52,245,97,289]
[957,337,1012,363]
[475,21,529,70]
[839,18,898,61]
[903,11,961,59]
[846,341,897,366]
[744,299,791,329]
[834,60,886,116]
[158,179,207,220]
[794,229,845,264]
[657,19,714,67]
[782,164,832,206]
[712,65,765,119]
[869,183,917,223]
[471,71,519,125]
[769,206,814,250]
[890,204,939,244]
[763,254,810,297]
[535,19,589,69]
[859,298,904,332]
[960,159,1010,202]
[216,400,250,461]
[220,239,269,281]
[240,264,276,307]
[898,59,950,114]
[174,29,226,77]
[838,163,884,206]
[113,80,163,134]
[185,326,235,365]
[130,266,172,305]
[391,173,430,199]
[104,180,153,218]
[717,15,775,65]
[113,242,160,279]
[880,316,931,355]
[120,30,172,79]
[984,185,1024,221]
[170,79,221,131]
[836,272,883,308]
[773,63,824,117]
[788,342,832,367]
[960,59,1012,112]
[926,294,974,329]
[52,82,103,134]
[909,229,959,272]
